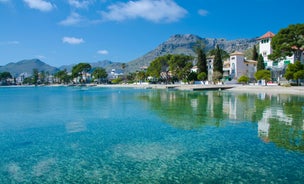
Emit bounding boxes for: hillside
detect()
[0,34,258,76]
[0,59,58,77]
[125,34,257,73]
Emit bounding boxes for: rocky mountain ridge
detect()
[125,34,257,73]
[0,34,258,76]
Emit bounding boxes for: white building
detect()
[207,56,215,82]
[258,31,304,69]
[229,51,257,80]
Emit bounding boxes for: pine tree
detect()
[196,48,207,74]
[252,45,258,61]
[257,54,265,71]
[213,45,223,74]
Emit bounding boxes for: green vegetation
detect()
[0,72,12,80]
[212,71,223,83]
[252,45,258,61]
[92,67,108,84]
[284,61,304,85]
[0,71,12,85]
[255,70,271,84]
[197,72,207,81]
[72,63,92,83]
[238,75,249,84]
[212,45,224,75]
[269,23,304,62]
[111,77,123,84]
[208,46,229,60]
[54,69,70,84]
[32,68,39,85]
[147,54,193,83]
[257,54,265,71]
[195,42,208,76]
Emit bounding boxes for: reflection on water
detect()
[139,90,304,152]
[1,87,304,183]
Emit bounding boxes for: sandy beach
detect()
[93,83,304,95]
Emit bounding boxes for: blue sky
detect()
[1,0,303,67]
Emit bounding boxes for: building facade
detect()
[258,31,304,69]
[229,51,257,80]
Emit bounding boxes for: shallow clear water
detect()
[0,86,304,183]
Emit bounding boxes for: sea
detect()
[0,86,304,183]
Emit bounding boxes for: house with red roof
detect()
[258,31,304,69]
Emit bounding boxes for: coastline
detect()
[1,83,303,95]
[94,83,304,95]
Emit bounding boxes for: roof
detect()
[258,31,275,40]
[230,51,244,56]
[244,60,257,64]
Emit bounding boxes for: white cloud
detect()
[198,9,208,16]
[97,50,109,55]
[62,37,84,44]
[100,0,187,23]
[59,12,85,26]
[68,0,92,9]
[23,0,54,12]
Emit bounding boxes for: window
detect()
[284,60,290,65]
[263,51,267,57]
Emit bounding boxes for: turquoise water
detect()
[0,87,304,183]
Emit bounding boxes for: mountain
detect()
[125,34,258,73]
[0,59,58,77]
[0,34,258,76]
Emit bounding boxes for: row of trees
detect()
[54,63,108,84]
[0,63,108,86]
[144,44,227,84]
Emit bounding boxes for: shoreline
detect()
[94,83,304,95]
[1,83,303,95]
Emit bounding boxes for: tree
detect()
[0,72,12,85]
[197,72,207,81]
[257,54,265,71]
[284,61,304,85]
[135,71,146,82]
[187,71,197,83]
[39,70,46,84]
[147,55,170,80]
[32,68,39,85]
[92,67,108,83]
[252,45,258,61]
[255,70,271,85]
[0,72,12,80]
[294,70,304,83]
[72,63,92,83]
[54,69,70,84]
[213,45,223,75]
[269,23,304,62]
[194,41,208,75]
[168,54,193,82]
[238,75,249,84]
[212,71,223,83]
[208,47,229,60]
[197,49,207,74]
